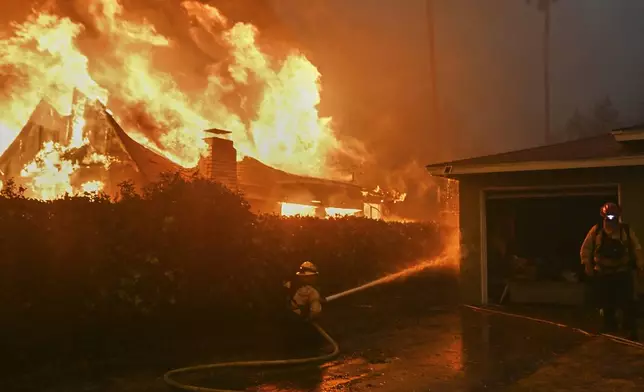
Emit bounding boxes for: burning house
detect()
[199,131,366,217]
[361,186,408,220]
[0,92,371,218]
[0,92,183,199]
[0,1,413,219]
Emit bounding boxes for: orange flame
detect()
[0,0,353,200]
[325,207,361,217]
[81,180,104,194]
[280,202,317,217]
[280,202,361,218]
[20,142,78,200]
[0,12,108,153]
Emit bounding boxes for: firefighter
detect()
[284,261,323,320]
[580,202,644,341]
[282,261,326,355]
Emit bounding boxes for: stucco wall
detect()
[458,180,483,304]
[456,166,644,304]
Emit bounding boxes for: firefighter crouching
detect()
[282,261,327,355]
[580,202,644,341]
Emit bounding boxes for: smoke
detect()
[380,161,435,199]
[383,161,442,222]
[271,1,440,191]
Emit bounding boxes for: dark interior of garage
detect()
[486,191,618,303]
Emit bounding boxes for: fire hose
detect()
[164,300,644,390]
[465,305,644,349]
[163,296,341,392]
[164,258,449,390]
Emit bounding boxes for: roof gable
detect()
[0,91,183,187]
[0,99,70,177]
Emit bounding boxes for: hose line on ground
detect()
[163,322,340,392]
[465,305,644,350]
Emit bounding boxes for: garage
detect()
[485,185,618,305]
[426,125,644,305]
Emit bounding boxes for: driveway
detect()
[8,274,644,391]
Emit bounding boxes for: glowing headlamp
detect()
[606,214,616,221]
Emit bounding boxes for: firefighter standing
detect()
[580,202,644,341]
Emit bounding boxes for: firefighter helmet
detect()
[296,261,319,276]
[600,202,621,221]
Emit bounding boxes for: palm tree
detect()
[527,0,558,145]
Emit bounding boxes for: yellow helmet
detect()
[296,261,319,276]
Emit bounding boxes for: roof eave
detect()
[426,155,644,177]
[611,129,644,142]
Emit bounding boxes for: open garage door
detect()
[484,185,619,305]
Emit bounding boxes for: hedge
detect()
[0,174,448,353]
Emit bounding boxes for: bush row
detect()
[0,174,447,339]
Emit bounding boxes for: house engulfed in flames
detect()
[200,129,376,218]
[0,92,398,219]
[0,92,183,199]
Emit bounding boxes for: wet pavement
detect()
[173,302,644,392]
[239,308,625,392]
[9,273,644,391]
[224,308,643,392]
[486,303,644,341]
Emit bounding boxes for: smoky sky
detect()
[2,0,644,184]
[273,0,644,167]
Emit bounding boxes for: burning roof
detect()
[0,91,183,199]
[0,0,357,200]
[238,156,363,209]
[0,0,409,214]
[361,185,407,204]
[0,87,363,206]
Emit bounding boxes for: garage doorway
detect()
[483,185,619,305]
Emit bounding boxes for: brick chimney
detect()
[200,129,238,190]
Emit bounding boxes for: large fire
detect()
[280,202,361,218]
[280,202,317,217]
[0,0,346,199]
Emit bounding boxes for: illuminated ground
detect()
[6,273,644,391]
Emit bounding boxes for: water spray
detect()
[325,255,453,303]
[164,251,456,392]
